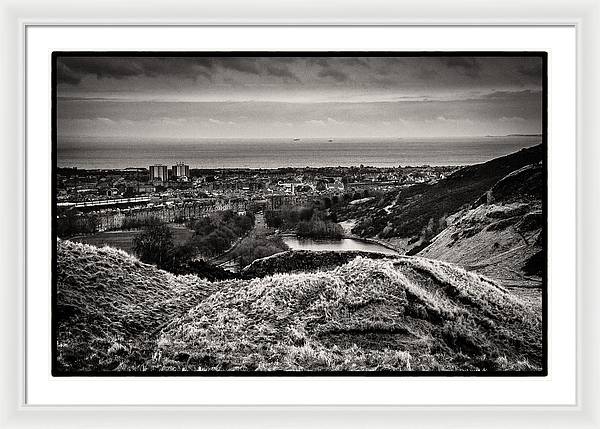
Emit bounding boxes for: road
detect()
[212,212,266,271]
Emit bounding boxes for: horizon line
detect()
[57,134,543,141]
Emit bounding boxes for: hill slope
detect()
[339,144,544,251]
[56,240,543,372]
[418,162,544,288]
[56,239,235,371]
[241,249,394,278]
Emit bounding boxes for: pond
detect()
[282,237,399,255]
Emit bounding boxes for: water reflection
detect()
[282,237,398,255]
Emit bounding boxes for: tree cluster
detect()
[230,233,290,269]
[187,210,255,257]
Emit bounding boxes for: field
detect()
[56,239,542,373]
[70,224,194,255]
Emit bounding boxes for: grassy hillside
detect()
[56,239,239,371]
[241,249,394,278]
[419,162,544,290]
[56,240,542,372]
[340,144,544,244]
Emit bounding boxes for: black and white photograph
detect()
[53,53,546,375]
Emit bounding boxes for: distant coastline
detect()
[57,135,542,170]
[485,133,542,138]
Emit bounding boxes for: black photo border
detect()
[51,51,548,377]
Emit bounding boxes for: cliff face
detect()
[56,239,542,373]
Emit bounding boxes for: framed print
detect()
[1,0,598,428]
[29,23,572,404]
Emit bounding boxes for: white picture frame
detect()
[1,0,598,427]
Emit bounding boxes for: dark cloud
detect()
[218,58,261,76]
[340,58,371,68]
[517,61,543,79]
[264,64,300,82]
[372,57,407,76]
[215,58,300,81]
[442,57,482,78]
[307,58,355,82]
[56,57,300,86]
[317,68,349,82]
[307,58,330,68]
[56,55,544,140]
[57,61,82,85]
[56,56,544,93]
[414,67,439,80]
[57,57,213,85]
[307,57,369,68]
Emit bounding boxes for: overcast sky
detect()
[56,56,543,141]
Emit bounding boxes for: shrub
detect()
[231,233,290,269]
[522,250,545,277]
[122,215,163,230]
[132,221,174,267]
[187,211,254,257]
[56,210,99,238]
[265,210,284,228]
[296,219,344,239]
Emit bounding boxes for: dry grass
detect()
[154,255,541,371]
[57,240,542,372]
[56,239,233,371]
[419,201,543,289]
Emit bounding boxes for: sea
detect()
[57,135,542,170]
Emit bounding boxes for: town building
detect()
[326,179,345,192]
[149,164,168,182]
[137,184,156,194]
[172,162,190,180]
[105,188,120,197]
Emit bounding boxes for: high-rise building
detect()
[172,162,190,179]
[149,164,168,182]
